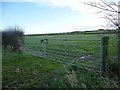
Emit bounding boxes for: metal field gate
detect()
[23,35,105,71]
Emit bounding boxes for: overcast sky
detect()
[1,0,119,34]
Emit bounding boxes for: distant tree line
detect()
[25,29,118,36]
[1,26,24,52]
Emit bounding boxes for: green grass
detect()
[24,33,118,73]
[2,49,119,88]
[2,49,67,88]
[2,33,119,88]
[25,34,117,62]
[24,34,101,68]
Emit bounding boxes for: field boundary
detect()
[24,36,109,73]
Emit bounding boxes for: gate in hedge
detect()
[24,36,109,73]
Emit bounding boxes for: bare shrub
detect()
[2,26,24,52]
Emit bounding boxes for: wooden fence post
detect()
[0,32,2,90]
[100,36,109,74]
[118,1,120,82]
[64,39,67,60]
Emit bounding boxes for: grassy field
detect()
[24,34,117,69]
[2,34,119,88]
[24,34,101,67]
[2,49,68,88]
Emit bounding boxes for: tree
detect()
[83,0,119,29]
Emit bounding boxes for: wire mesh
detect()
[24,37,101,71]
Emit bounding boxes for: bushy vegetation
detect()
[2,26,24,52]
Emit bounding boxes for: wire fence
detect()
[24,36,102,71]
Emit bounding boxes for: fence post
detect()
[118,1,120,82]
[100,36,109,74]
[64,39,67,60]
[43,44,46,58]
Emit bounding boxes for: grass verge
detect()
[2,48,119,89]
